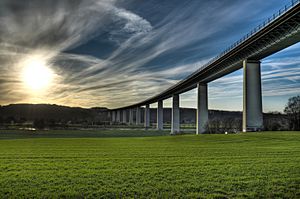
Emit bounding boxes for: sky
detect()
[0,0,299,112]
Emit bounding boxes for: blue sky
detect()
[0,0,299,112]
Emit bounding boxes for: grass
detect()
[0,129,172,139]
[0,131,299,198]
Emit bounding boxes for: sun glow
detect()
[21,56,54,91]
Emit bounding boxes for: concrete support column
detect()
[144,104,150,128]
[108,111,111,121]
[129,109,134,125]
[136,107,141,125]
[112,111,116,122]
[243,60,263,132]
[197,83,208,134]
[116,110,121,123]
[122,110,127,123]
[157,100,163,130]
[171,94,180,135]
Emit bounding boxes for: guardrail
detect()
[114,0,300,110]
[199,0,300,71]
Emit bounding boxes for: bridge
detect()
[110,1,300,134]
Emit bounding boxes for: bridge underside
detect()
[110,3,300,134]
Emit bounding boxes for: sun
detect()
[21,56,54,91]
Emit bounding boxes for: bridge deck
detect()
[115,1,300,110]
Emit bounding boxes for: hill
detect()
[0,104,108,123]
[0,104,289,131]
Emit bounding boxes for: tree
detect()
[33,119,45,129]
[284,95,300,130]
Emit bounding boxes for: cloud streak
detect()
[0,0,298,111]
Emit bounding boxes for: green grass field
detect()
[0,130,299,198]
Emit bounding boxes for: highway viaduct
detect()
[110,1,300,134]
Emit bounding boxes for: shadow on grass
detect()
[0,129,195,139]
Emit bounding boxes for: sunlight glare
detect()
[22,56,54,91]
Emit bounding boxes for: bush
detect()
[33,119,45,129]
[205,118,242,134]
[284,95,300,130]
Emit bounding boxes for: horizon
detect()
[0,103,288,114]
[0,0,299,112]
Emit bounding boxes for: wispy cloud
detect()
[203,52,300,111]
[0,0,298,111]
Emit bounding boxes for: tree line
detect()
[205,95,300,133]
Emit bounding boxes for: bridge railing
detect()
[161,0,300,103]
[115,0,300,110]
[196,0,300,72]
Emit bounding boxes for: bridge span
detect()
[110,1,300,134]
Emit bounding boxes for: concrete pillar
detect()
[171,94,180,135]
[122,110,127,123]
[108,111,111,120]
[196,83,208,134]
[116,110,121,123]
[136,107,141,125]
[112,111,116,122]
[129,109,134,125]
[144,104,150,128]
[157,100,163,130]
[243,60,263,132]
